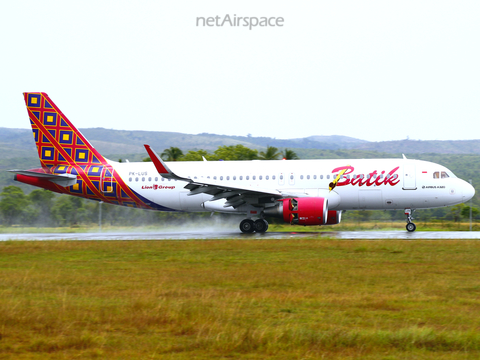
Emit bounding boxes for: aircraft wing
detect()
[8,169,77,187]
[144,145,287,208]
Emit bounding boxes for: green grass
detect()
[1,239,480,359]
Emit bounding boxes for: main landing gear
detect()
[405,208,416,232]
[239,218,269,234]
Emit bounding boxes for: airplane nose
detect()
[463,181,475,202]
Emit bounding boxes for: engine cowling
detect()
[264,198,343,226]
[272,197,330,225]
[325,210,342,225]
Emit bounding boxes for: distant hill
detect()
[1,127,480,162]
[353,139,480,155]
[0,127,368,160]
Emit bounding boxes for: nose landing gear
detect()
[405,209,416,232]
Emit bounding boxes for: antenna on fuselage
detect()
[402,154,407,159]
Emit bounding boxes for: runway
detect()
[1,230,480,241]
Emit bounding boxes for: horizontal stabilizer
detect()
[9,170,77,187]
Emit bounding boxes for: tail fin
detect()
[24,92,107,169]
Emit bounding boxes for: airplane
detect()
[10,92,475,233]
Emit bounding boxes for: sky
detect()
[1,1,479,142]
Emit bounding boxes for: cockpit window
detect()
[434,171,451,179]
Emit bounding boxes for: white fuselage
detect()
[111,158,474,214]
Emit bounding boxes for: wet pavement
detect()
[1,231,480,241]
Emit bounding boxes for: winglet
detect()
[144,145,189,181]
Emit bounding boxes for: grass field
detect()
[1,239,480,359]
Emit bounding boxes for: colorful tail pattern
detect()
[21,92,156,209]
[24,92,106,168]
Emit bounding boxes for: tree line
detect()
[0,185,219,227]
[1,186,477,228]
[147,145,299,162]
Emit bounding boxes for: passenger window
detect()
[259,175,262,180]
[313,175,317,179]
[220,176,223,180]
[239,176,243,180]
[300,175,304,180]
[233,176,236,180]
[253,175,256,180]
[290,175,294,180]
[129,177,132,182]
[226,176,229,180]
[272,175,276,180]
[279,175,283,180]
[148,177,151,182]
[327,175,330,180]
[135,177,138,182]
[320,175,323,179]
[142,177,145,182]
[155,177,158,181]
[246,176,249,180]
[266,175,269,180]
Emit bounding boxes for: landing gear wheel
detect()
[239,219,255,233]
[406,223,416,232]
[254,219,269,233]
[404,209,416,232]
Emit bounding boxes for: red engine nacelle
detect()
[281,197,328,225]
[325,209,342,225]
[264,197,343,226]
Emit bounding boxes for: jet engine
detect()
[264,197,337,226]
[325,209,342,225]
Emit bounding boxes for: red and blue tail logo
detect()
[20,92,167,210]
[24,92,106,168]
